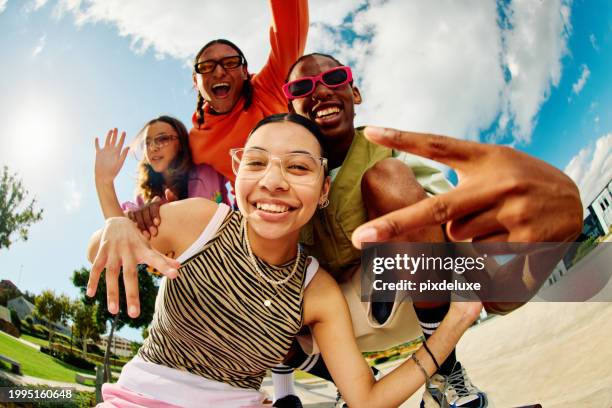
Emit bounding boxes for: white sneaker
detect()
[421,363,488,408]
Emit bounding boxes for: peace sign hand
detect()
[352,126,583,248]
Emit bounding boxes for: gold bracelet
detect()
[411,353,431,388]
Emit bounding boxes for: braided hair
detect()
[193,39,253,126]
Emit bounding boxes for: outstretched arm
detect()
[94,128,130,219]
[254,0,309,104]
[303,270,481,408]
[352,126,582,246]
[351,126,582,313]
[86,197,219,317]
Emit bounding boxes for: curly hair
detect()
[193,39,253,126]
[136,116,192,202]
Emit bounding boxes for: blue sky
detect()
[0,0,610,341]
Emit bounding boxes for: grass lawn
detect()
[0,332,92,382]
[20,333,50,347]
[294,370,317,380]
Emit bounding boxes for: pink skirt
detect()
[98,383,183,408]
[98,383,270,408]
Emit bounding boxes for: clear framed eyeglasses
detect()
[230,148,327,185]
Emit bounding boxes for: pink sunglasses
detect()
[283,66,353,100]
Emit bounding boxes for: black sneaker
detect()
[273,394,303,408]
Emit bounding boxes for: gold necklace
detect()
[242,218,301,307]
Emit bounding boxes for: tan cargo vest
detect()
[301,127,392,278]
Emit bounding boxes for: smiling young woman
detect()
[93,116,230,222]
[87,113,483,408]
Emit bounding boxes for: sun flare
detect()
[4,102,61,178]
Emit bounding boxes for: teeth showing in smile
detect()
[212,82,230,89]
[256,202,289,213]
[315,106,340,119]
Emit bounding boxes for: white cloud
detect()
[48,0,367,73]
[333,0,571,144]
[52,1,276,69]
[24,0,48,12]
[32,34,46,57]
[309,0,365,26]
[498,0,572,142]
[564,134,612,207]
[63,179,83,213]
[0,0,7,14]
[46,0,572,144]
[349,1,504,139]
[571,64,590,95]
[589,33,599,51]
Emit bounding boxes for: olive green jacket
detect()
[301,127,452,278]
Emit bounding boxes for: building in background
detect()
[7,295,70,336]
[542,178,612,292]
[587,179,612,236]
[582,212,605,239]
[7,296,35,320]
[98,334,133,358]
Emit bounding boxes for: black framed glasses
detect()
[194,55,245,74]
[230,148,327,185]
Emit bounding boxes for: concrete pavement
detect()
[280,243,612,407]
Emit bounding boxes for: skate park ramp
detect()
[442,301,612,408]
[297,302,612,408]
[400,241,612,407]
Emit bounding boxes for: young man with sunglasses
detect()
[282,53,582,408]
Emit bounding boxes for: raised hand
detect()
[87,217,180,317]
[95,128,130,184]
[352,126,583,247]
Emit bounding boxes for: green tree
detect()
[24,315,34,332]
[141,326,149,340]
[72,300,105,358]
[22,290,36,304]
[34,290,71,346]
[0,280,21,306]
[572,235,598,266]
[130,340,143,356]
[0,165,43,249]
[9,309,21,333]
[72,266,158,382]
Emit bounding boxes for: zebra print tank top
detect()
[138,207,309,390]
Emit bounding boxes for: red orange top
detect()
[189,0,309,182]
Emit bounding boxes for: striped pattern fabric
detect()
[138,210,308,390]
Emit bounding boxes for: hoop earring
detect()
[319,198,329,209]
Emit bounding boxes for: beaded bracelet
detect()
[410,353,431,388]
